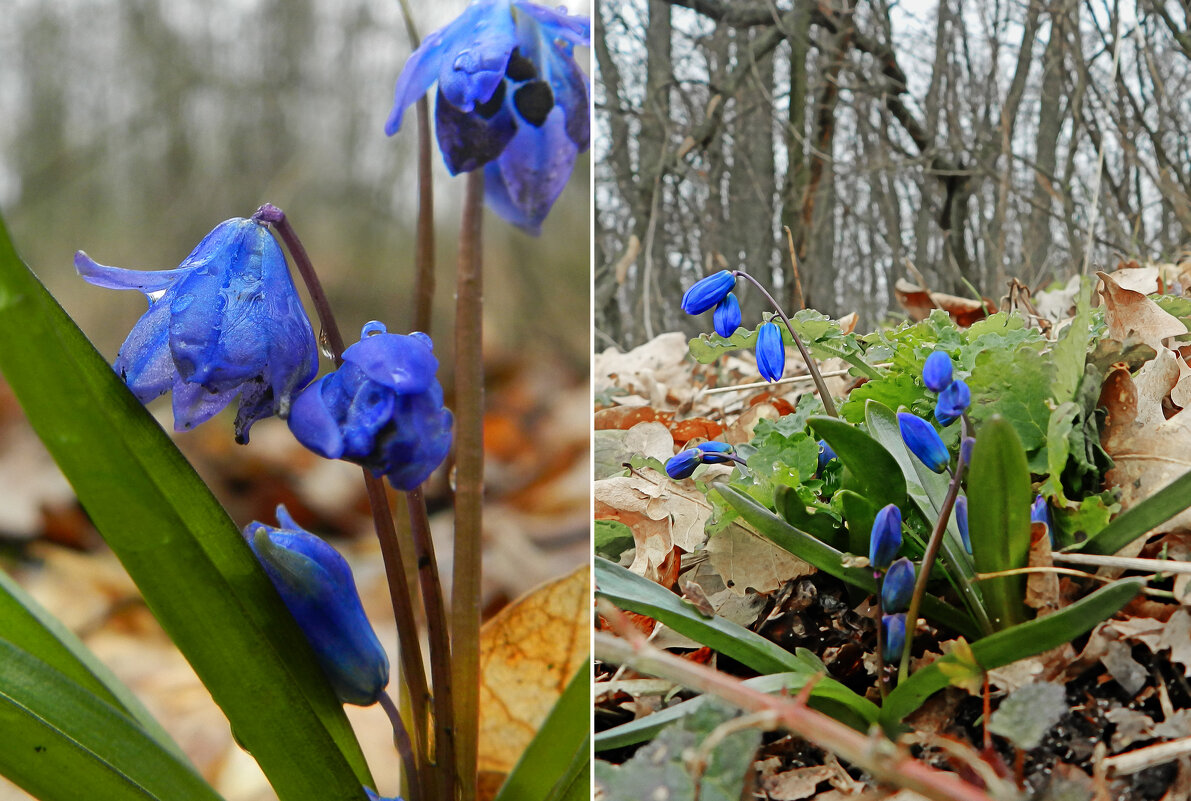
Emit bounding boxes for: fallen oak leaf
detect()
[1097,271,1187,351]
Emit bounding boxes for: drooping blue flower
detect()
[959,436,975,468]
[756,322,785,383]
[288,322,453,490]
[869,503,902,569]
[713,293,742,338]
[816,440,838,473]
[76,218,317,443]
[245,506,389,706]
[881,613,907,662]
[681,270,737,315]
[897,412,949,473]
[955,495,971,553]
[385,0,590,234]
[934,379,971,427]
[665,448,702,479]
[881,557,915,612]
[696,441,734,463]
[922,351,954,393]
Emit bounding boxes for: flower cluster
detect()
[922,351,970,426]
[869,505,915,662]
[288,322,453,491]
[665,441,735,480]
[680,270,787,383]
[245,507,390,706]
[76,218,318,443]
[385,0,591,233]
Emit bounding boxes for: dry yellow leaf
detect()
[477,564,589,784]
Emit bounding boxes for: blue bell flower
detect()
[959,436,975,468]
[756,322,785,383]
[897,412,949,473]
[680,270,737,315]
[934,379,971,427]
[385,0,590,234]
[955,495,971,553]
[288,322,453,490]
[696,441,733,462]
[816,440,838,473]
[881,613,907,662]
[713,293,742,338]
[881,557,915,612]
[665,448,702,479]
[869,503,902,569]
[365,790,404,801]
[922,351,954,393]
[76,218,317,443]
[245,506,389,706]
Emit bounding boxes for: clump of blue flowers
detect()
[245,506,390,706]
[921,351,970,426]
[385,0,591,233]
[76,217,318,443]
[288,322,453,490]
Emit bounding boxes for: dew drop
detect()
[319,330,335,360]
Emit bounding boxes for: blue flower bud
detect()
[76,218,318,443]
[959,437,975,468]
[288,322,453,490]
[756,322,785,383]
[881,557,916,612]
[934,379,971,427]
[696,441,734,463]
[881,613,907,662]
[897,412,949,473]
[869,503,903,569]
[245,507,389,706]
[955,496,971,553]
[665,448,702,479]
[1031,495,1053,544]
[385,0,591,233]
[817,440,838,473]
[712,293,742,338]
[922,351,954,392]
[681,270,737,315]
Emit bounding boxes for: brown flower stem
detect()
[406,486,455,801]
[731,270,838,418]
[873,575,887,698]
[260,203,432,791]
[452,169,485,801]
[379,690,422,801]
[594,628,1000,801]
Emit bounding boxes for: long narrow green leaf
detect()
[0,569,184,762]
[1072,468,1191,555]
[595,671,876,750]
[967,417,1032,629]
[595,558,879,726]
[880,578,1143,728]
[0,638,223,801]
[715,485,979,639]
[808,415,906,509]
[494,661,589,801]
[864,400,991,633]
[0,217,371,799]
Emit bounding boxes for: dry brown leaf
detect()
[477,564,589,780]
[705,522,814,596]
[1099,348,1191,535]
[894,278,995,327]
[1097,271,1188,351]
[1108,264,1161,295]
[761,765,835,801]
[1025,522,1060,614]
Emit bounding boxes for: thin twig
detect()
[406,487,455,801]
[379,690,422,801]
[731,270,838,417]
[452,170,485,801]
[1054,552,1191,576]
[594,628,1001,801]
[782,226,806,311]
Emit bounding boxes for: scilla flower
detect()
[816,440,838,473]
[756,321,785,383]
[246,506,389,706]
[881,557,915,612]
[76,218,317,443]
[881,613,907,661]
[922,351,954,393]
[680,270,736,315]
[869,504,902,569]
[955,495,971,553]
[385,0,590,233]
[288,322,453,490]
[713,293,742,338]
[664,442,734,479]
[934,379,970,427]
[897,412,949,473]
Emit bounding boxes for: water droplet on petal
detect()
[319,330,335,360]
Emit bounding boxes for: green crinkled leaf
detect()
[595,520,635,560]
[987,682,1068,750]
[1154,295,1191,342]
[839,371,930,424]
[967,341,1051,467]
[594,698,761,801]
[1054,494,1118,544]
[688,312,877,376]
[1049,280,1094,404]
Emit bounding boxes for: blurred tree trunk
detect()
[780,3,812,311]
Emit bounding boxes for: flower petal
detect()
[433,87,518,174]
[170,378,240,432]
[74,251,188,295]
[342,328,438,395]
[289,378,348,460]
[513,1,591,48]
[489,107,578,231]
[436,0,518,113]
[513,3,589,149]
[112,292,178,403]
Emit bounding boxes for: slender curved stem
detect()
[261,204,433,790]
[873,574,887,699]
[731,270,838,417]
[406,487,455,801]
[379,690,422,801]
[452,170,485,801]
